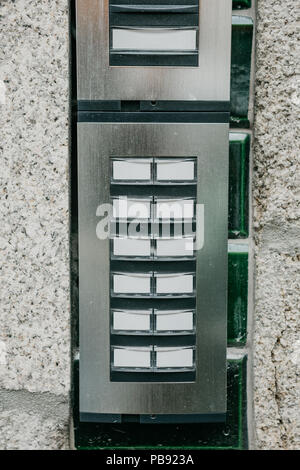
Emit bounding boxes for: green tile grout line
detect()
[229,133,250,238]
[228,251,248,345]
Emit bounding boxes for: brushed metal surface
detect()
[78,123,228,415]
[76,0,232,101]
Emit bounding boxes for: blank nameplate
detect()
[113,198,151,219]
[156,159,196,182]
[156,348,194,369]
[112,159,151,182]
[155,199,194,220]
[155,274,194,295]
[113,310,151,332]
[155,311,194,332]
[156,238,194,258]
[112,28,197,52]
[113,348,151,369]
[113,273,151,295]
[113,238,151,257]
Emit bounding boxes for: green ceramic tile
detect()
[228,250,248,345]
[231,16,253,127]
[74,356,248,450]
[228,133,250,238]
[233,0,251,9]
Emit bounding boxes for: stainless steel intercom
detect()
[76,0,231,101]
[76,0,232,423]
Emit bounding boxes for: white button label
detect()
[112,28,197,52]
[113,310,151,332]
[113,273,151,295]
[113,348,151,368]
[156,160,195,182]
[156,348,194,369]
[156,238,194,258]
[155,274,194,295]
[113,198,151,220]
[113,237,151,257]
[113,159,151,181]
[155,199,194,220]
[156,311,194,332]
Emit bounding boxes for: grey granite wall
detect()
[0,0,299,450]
[0,0,70,449]
[253,0,300,450]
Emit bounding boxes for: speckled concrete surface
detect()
[0,390,69,450]
[0,0,70,449]
[253,0,300,449]
[0,0,70,397]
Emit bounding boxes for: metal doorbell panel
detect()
[76,0,232,102]
[78,123,228,420]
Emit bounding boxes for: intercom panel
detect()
[76,0,232,102]
[78,122,228,420]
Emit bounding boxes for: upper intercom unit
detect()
[76,0,232,102]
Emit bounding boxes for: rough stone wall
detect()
[253,0,300,450]
[0,0,70,449]
[0,0,299,451]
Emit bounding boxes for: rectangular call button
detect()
[112,310,151,333]
[113,237,151,258]
[155,158,196,183]
[155,198,195,221]
[155,273,194,296]
[155,310,194,333]
[112,28,197,52]
[112,273,151,295]
[112,158,152,182]
[155,347,195,369]
[112,197,152,220]
[113,347,151,369]
[156,237,194,258]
